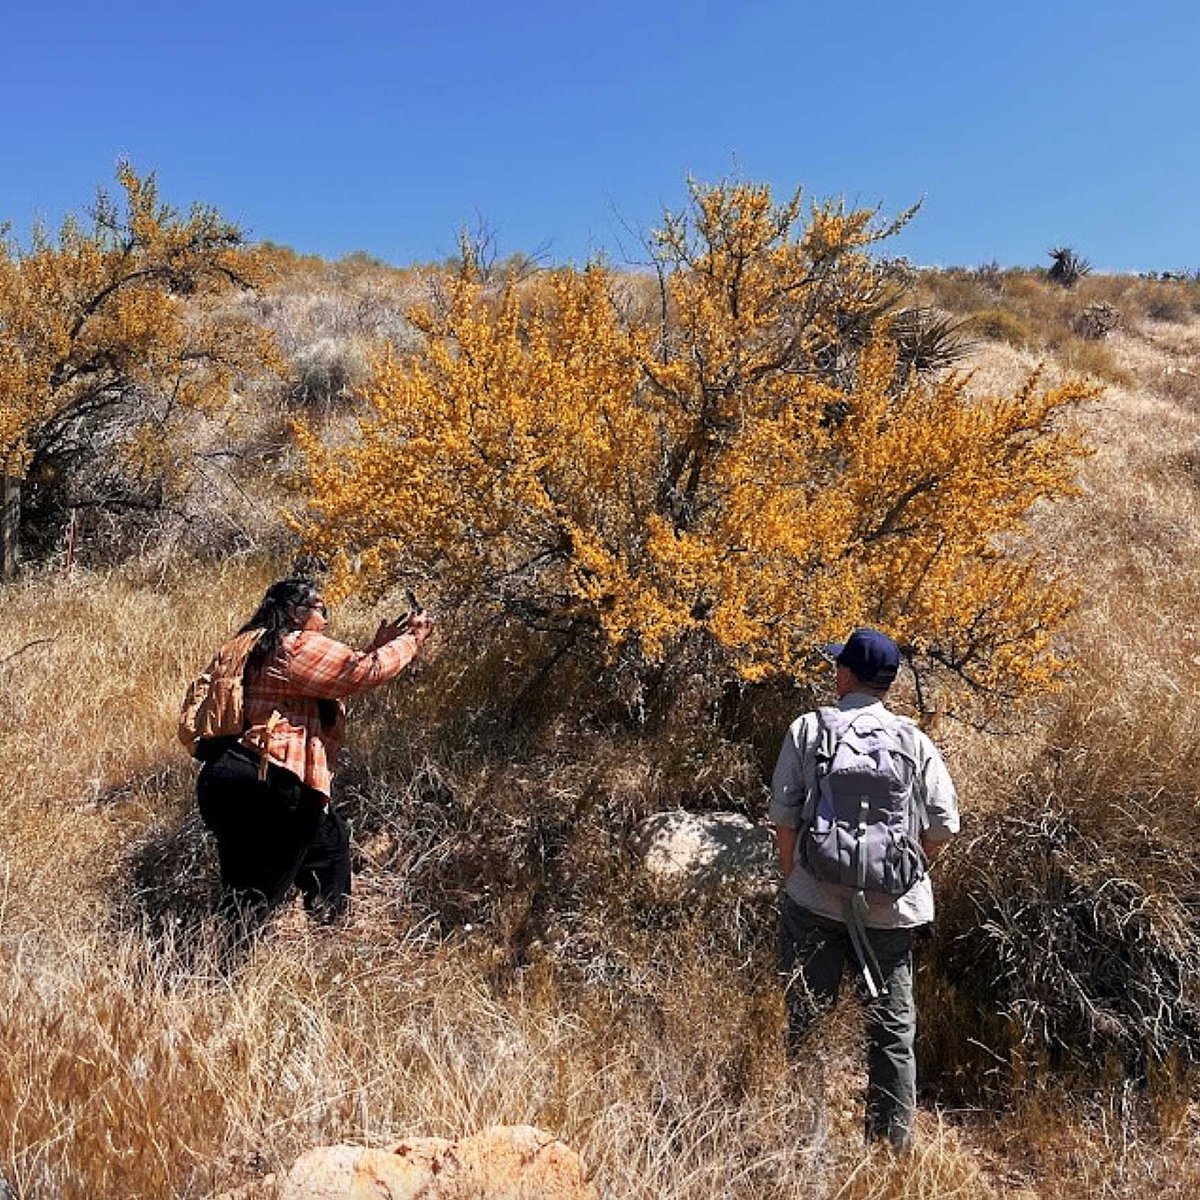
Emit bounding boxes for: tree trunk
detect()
[1,474,20,579]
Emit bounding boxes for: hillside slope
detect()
[0,270,1198,1199]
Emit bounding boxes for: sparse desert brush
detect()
[971,306,1035,348]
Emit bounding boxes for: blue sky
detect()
[2,0,1197,272]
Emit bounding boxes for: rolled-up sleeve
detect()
[769,717,810,829]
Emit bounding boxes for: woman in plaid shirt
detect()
[196,576,433,928]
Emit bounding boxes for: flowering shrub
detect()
[295,182,1096,716]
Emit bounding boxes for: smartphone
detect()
[395,588,423,631]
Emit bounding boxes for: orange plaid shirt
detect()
[240,629,422,796]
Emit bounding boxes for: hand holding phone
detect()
[404,590,434,645]
[394,589,423,631]
[379,589,432,647]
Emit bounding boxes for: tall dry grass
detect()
[0,863,967,1199]
[0,559,1005,1200]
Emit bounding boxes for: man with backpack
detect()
[770,628,959,1150]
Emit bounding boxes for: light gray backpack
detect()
[798,706,926,898]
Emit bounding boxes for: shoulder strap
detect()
[886,716,928,839]
[799,707,840,824]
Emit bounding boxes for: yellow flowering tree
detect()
[295,181,1095,718]
[0,166,275,568]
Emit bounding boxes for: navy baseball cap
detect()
[825,628,901,688]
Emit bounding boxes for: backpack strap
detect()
[888,717,928,843]
[847,892,888,999]
[799,707,840,824]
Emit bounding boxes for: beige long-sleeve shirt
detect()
[769,692,959,928]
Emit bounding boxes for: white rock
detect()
[634,810,777,900]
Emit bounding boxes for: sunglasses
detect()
[309,602,329,618]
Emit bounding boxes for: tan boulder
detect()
[278,1124,598,1200]
[213,1174,278,1200]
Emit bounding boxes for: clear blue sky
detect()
[3,0,1197,272]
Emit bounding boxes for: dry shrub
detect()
[286,335,370,412]
[259,263,425,423]
[927,799,1200,1097]
[1052,335,1132,386]
[1144,288,1192,324]
[970,307,1034,348]
[1168,443,1200,487]
[328,654,768,954]
[1073,301,1122,340]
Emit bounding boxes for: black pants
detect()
[197,744,351,927]
[779,896,919,1149]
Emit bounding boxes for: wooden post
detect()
[1,474,20,579]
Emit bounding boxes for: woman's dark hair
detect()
[241,577,320,669]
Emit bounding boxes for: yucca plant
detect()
[1048,246,1092,289]
[889,306,977,374]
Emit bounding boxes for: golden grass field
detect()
[2,268,1200,1198]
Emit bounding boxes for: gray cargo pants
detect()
[779,896,919,1149]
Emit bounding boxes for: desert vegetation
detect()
[1,171,1200,1198]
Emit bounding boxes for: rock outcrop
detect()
[276,1124,597,1200]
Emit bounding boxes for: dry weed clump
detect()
[969,307,1035,349]
[928,798,1200,1095]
